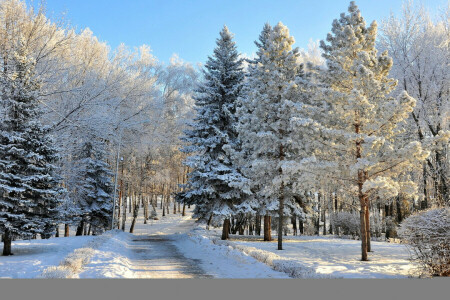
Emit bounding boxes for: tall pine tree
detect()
[178,26,249,239]
[291,2,430,261]
[236,22,304,250]
[0,39,63,255]
[73,139,113,235]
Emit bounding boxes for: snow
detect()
[0,235,94,278]
[78,207,289,278]
[201,227,417,278]
[0,206,418,278]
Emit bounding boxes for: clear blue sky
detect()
[28,0,446,64]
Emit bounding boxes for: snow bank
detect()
[187,227,332,278]
[39,230,121,278]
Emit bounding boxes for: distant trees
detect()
[379,2,450,208]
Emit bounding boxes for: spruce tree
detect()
[236,23,304,250]
[73,140,113,235]
[178,26,249,239]
[0,39,63,255]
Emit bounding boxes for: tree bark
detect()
[64,224,70,237]
[291,217,297,236]
[264,215,272,241]
[255,214,261,236]
[221,218,230,240]
[182,202,186,216]
[365,201,371,252]
[76,220,84,236]
[2,229,12,256]
[55,225,59,237]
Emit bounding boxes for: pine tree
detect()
[291,2,430,261]
[0,39,63,255]
[73,139,113,235]
[236,22,304,250]
[178,26,249,239]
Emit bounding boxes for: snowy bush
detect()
[398,208,450,277]
[333,212,360,238]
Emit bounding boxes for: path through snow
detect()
[78,207,288,278]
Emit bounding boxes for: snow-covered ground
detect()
[201,228,417,278]
[0,205,417,278]
[78,207,289,278]
[0,235,94,278]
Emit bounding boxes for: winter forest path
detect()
[78,207,214,278]
[129,235,212,278]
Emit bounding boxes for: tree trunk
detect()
[173,200,177,214]
[264,215,272,241]
[2,229,12,256]
[87,224,92,236]
[365,202,371,252]
[130,205,139,233]
[278,141,285,250]
[144,197,148,224]
[207,214,213,229]
[299,217,304,234]
[76,220,84,236]
[162,204,166,217]
[64,224,70,237]
[255,214,261,236]
[83,222,88,235]
[182,202,186,216]
[396,195,403,223]
[55,225,60,237]
[291,217,297,236]
[221,218,230,240]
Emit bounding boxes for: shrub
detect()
[398,208,450,277]
[333,211,360,238]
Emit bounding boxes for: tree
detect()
[0,38,63,255]
[236,22,304,250]
[178,26,249,240]
[73,139,113,235]
[291,2,430,261]
[379,2,450,208]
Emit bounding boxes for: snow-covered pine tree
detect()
[290,2,430,261]
[233,23,273,240]
[73,139,113,235]
[0,38,63,255]
[178,26,249,239]
[236,22,304,250]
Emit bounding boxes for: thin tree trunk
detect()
[2,229,12,256]
[182,202,186,216]
[264,215,272,241]
[365,200,371,252]
[291,217,297,236]
[55,225,60,237]
[278,143,284,251]
[76,220,84,236]
[64,224,70,237]
[207,214,213,229]
[255,214,261,236]
[221,218,230,240]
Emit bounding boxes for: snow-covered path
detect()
[124,235,212,278]
[78,207,288,278]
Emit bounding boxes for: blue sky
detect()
[28,0,446,64]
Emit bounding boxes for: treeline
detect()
[177,1,449,261]
[0,0,197,255]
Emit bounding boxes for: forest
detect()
[0,0,448,278]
